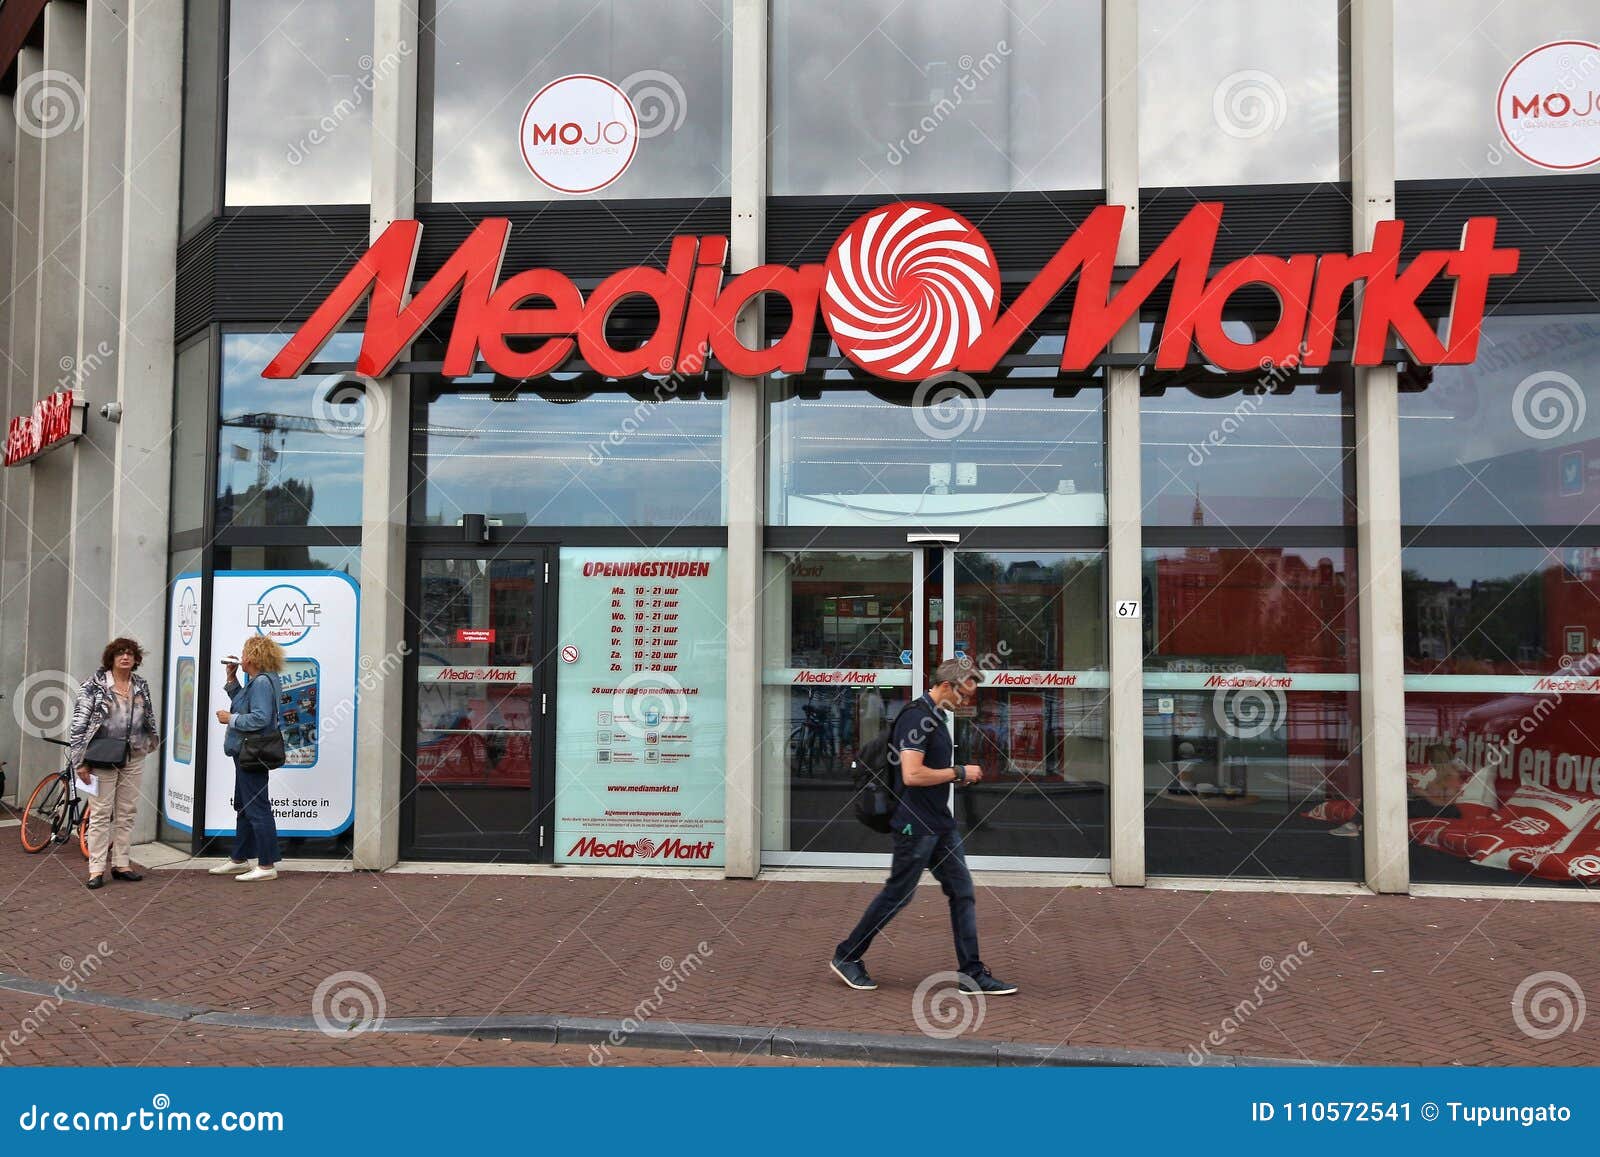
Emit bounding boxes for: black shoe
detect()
[829,957,878,991]
[86,876,105,890]
[111,868,143,882]
[959,969,1018,995]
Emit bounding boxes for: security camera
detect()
[99,401,123,423]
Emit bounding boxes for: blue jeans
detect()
[232,763,279,867]
[836,827,983,976]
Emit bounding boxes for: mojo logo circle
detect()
[1497,41,1600,171]
[820,202,1000,382]
[519,74,640,194]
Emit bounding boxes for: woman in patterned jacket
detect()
[68,638,161,890]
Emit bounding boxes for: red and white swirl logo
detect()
[820,202,1000,382]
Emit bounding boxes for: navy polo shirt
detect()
[891,693,957,834]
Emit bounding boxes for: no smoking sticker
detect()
[561,644,580,664]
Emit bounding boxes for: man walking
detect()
[831,657,1017,995]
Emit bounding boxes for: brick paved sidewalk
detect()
[1,835,1594,1066]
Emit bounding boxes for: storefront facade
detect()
[2,0,1598,893]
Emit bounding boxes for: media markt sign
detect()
[1497,40,1600,171]
[519,73,639,194]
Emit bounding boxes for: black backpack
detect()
[851,711,903,833]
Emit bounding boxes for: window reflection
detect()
[1400,316,1600,527]
[768,379,1105,527]
[426,0,730,202]
[216,332,365,529]
[771,0,1101,195]
[1139,0,1342,186]
[416,380,726,528]
[224,0,373,206]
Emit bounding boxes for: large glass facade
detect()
[415,378,727,528]
[223,0,374,206]
[216,332,366,529]
[770,0,1102,195]
[1396,1,1598,179]
[1139,0,1343,186]
[424,0,731,202]
[767,375,1105,528]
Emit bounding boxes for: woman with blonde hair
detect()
[209,635,286,882]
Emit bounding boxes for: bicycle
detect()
[18,738,91,859]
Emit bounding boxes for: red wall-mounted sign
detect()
[4,389,85,467]
[455,628,496,644]
[265,202,1520,385]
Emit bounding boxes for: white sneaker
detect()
[208,859,255,875]
[1328,821,1362,838]
[235,866,278,882]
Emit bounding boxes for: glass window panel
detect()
[426,0,730,203]
[771,0,1101,195]
[1400,315,1600,527]
[214,545,360,576]
[768,379,1104,527]
[1404,547,1600,677]
[416,381,726,527]
[1142,379,1353,527]
[181,0,222,231]
[216,332,365,528]
[1395,1,1598,179]
[172,337,212,534]
[224,0,374,206]
[1139,0,1342,186]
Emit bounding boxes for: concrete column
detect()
[722,0,768,879]
[1102,0,1144,885]
[19,5,88,795]
[109,0,184,844]
[353,0,419,870]
[1,55,43,800]
[65,0,130,683]
[1350,0,1407,894]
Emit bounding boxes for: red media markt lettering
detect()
[567,836,717,861]
[263,202,1519,385]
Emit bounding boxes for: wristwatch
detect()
[954,765,967,785]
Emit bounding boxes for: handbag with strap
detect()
[84,686,133,769]
[236,673,288,773]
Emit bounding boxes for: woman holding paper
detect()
[68,638,161,890]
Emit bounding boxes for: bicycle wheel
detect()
[79,803,90,859]
[19,774,65,853]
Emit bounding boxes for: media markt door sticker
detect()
[556,548,726,865]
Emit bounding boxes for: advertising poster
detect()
[162,575,202,829]
[556,547,726,865]
[204,571,359,836]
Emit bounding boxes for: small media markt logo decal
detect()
[1497,40,1600,171]
[520,74,639,194]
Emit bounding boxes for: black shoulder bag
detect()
[84,687,133,769]
[237,674,288,772]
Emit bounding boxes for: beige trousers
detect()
[86,753,145,876]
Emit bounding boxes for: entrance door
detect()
[764,542,1108,869]
[404,550,553,858]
